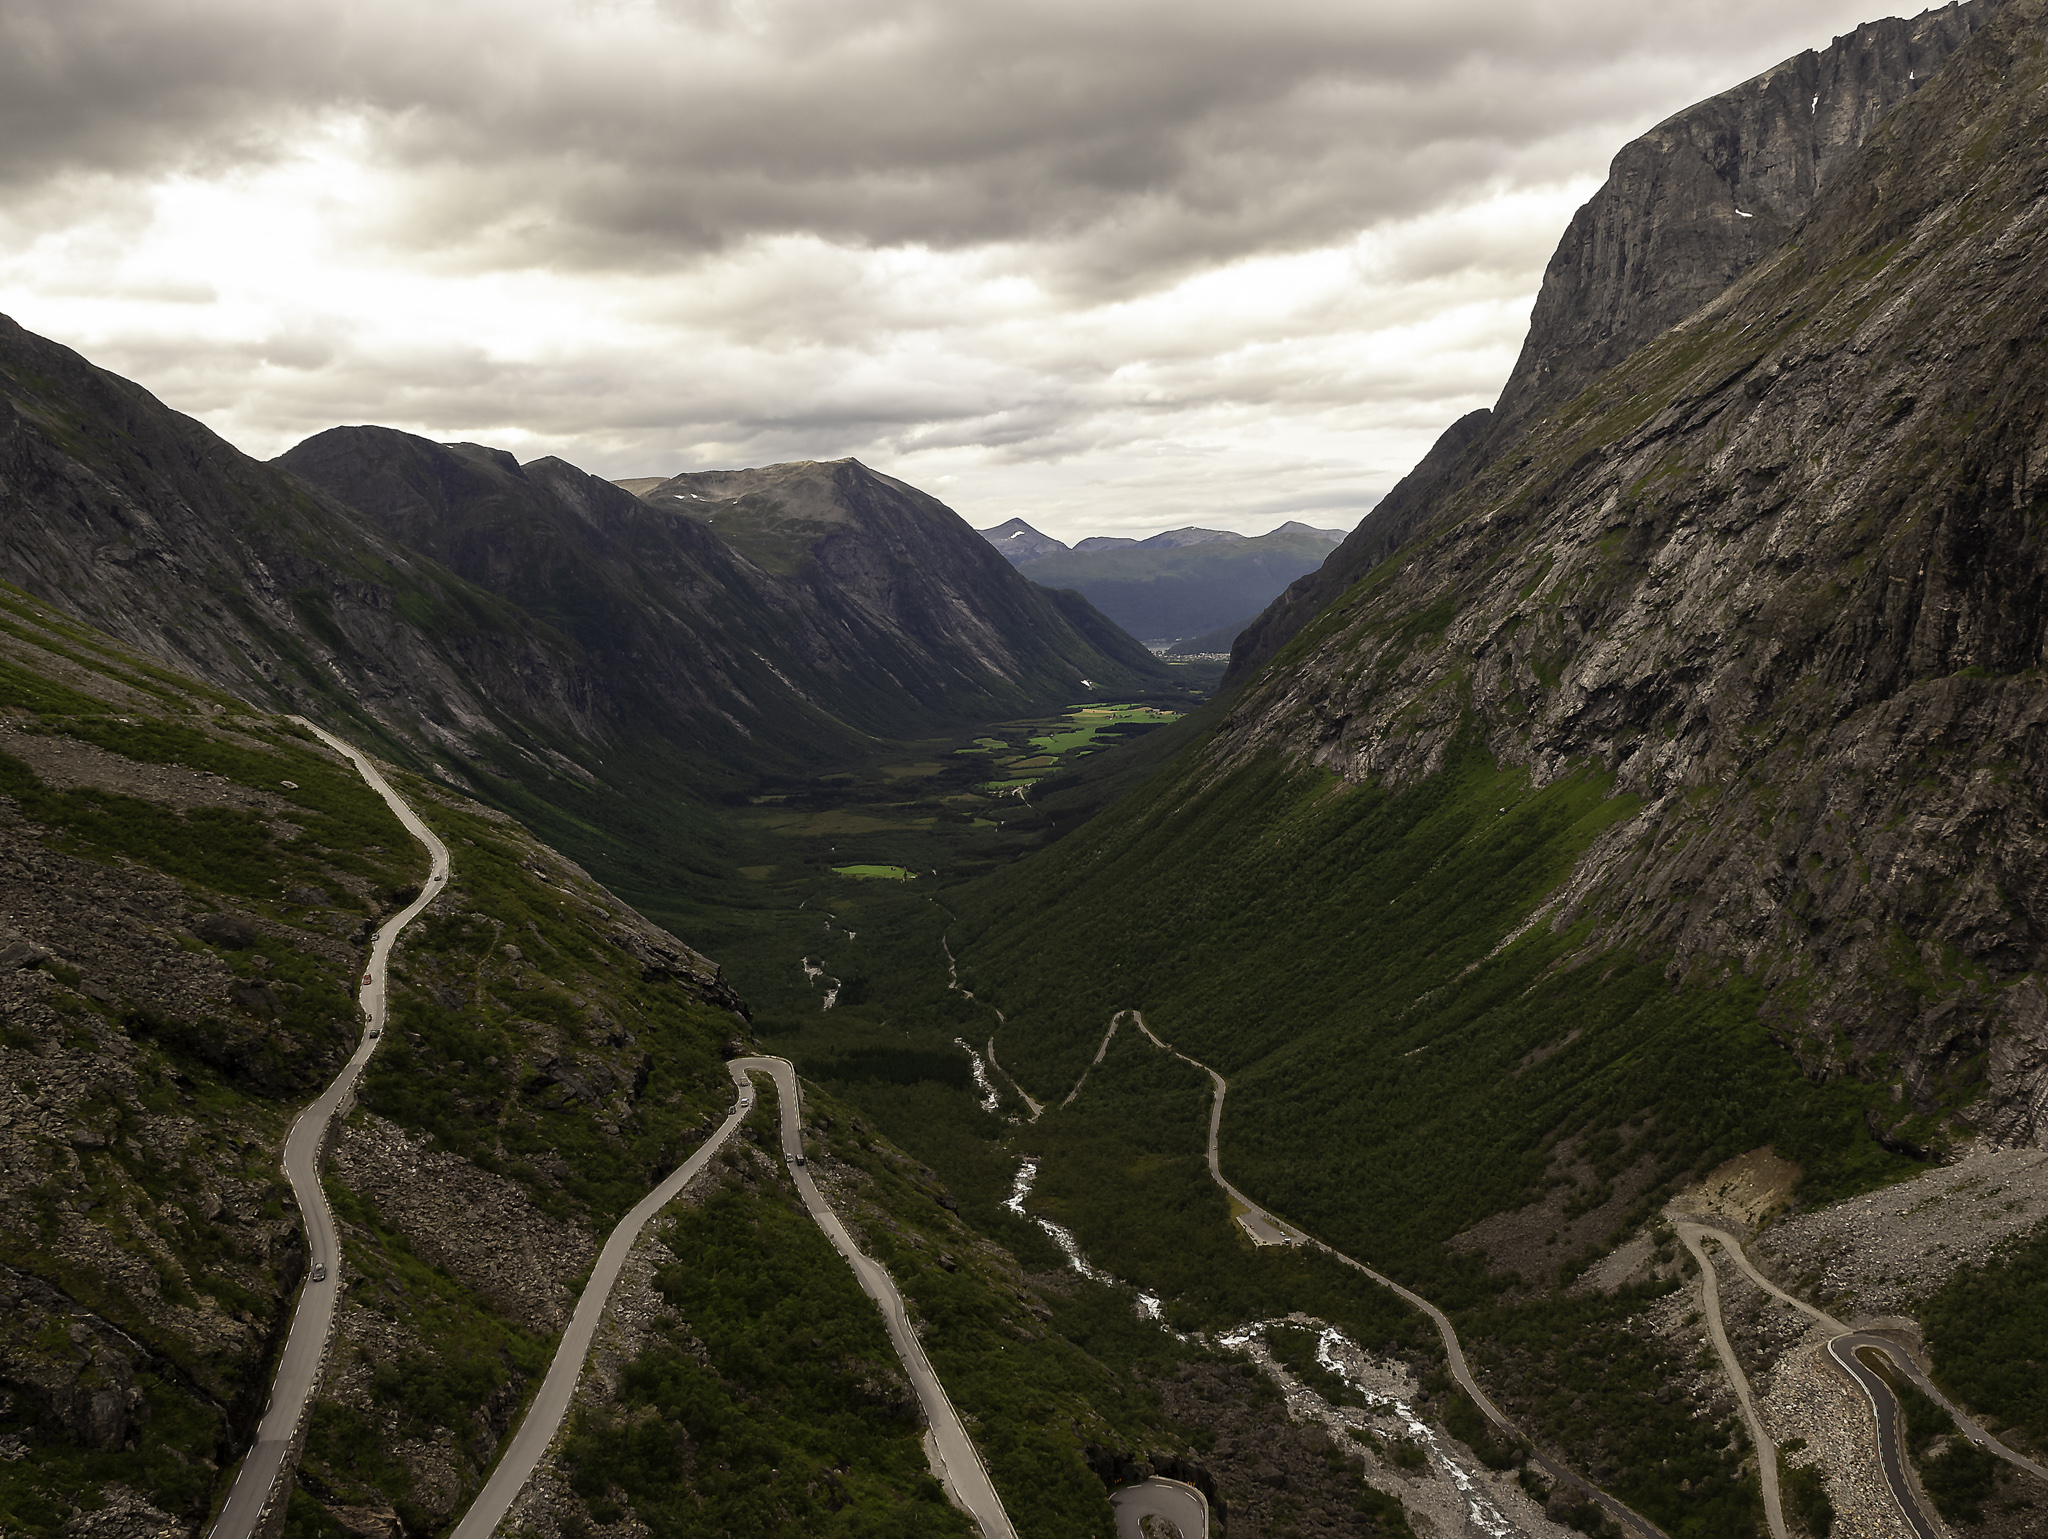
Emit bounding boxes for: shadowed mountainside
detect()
[1229,0,2004,682]
[964,0,2048,1270]
[1000,521,1347,644]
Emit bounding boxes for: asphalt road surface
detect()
[1827,1337,1941,1539]
[1678,1218,2047,1536]
[1110,1475,1209,1538]
[448,1057,1015,1539]
[208,724,451,1539]
[740,1056,1018,1539]
[448,1066,760,1539]
[1679,1228,1788,1539]
[1117,1012,1669,1539]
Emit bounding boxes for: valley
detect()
[5,1,2048,1538]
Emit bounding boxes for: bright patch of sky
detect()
[0,0,1907,540]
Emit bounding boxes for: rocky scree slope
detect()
[1230,0,2004,681]
[0,584,750,1537]
[1214,0,2048,1147]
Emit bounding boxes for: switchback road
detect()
[743,1056,1018,1539]
[209,724,450,1539]
[1106,1013,1667,1539]
[1827,1337,1940,1539]
[1110,1475,1209,1538]
[1678,1227,1788,1539]
[449,1065,761,1539]
[1678,1218,2047,1538]
[448,1058,1015,1539]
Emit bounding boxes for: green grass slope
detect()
[957,736,1912,1299]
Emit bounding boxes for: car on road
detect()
[311,1263,327,1282]
[793,1155,806,1167]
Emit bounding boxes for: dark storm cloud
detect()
[0,0,1897,292]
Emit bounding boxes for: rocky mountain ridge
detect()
[0,320,1168,918]
[621,457,1166,718]
[1211,0,2048,1144]
[1230,0,2005,681]
[284,433,1165,771]
[1002,521,1352,644]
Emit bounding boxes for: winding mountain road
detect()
[448,1066,761,1539]
[209,724,451,1539]
[1678,1227,1788,1539]
[745,1056,1017,1539]
[1102,1013,1668,1539]
[1110,1475,1209,1538]
[1676,1218,2048,1539]
[447,1057,1015,1539]
[1827,1337,1940,1539]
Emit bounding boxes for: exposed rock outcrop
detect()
[1229,0,2003,682]
[1494,0,2002,433]
[1211,0,2048,1141]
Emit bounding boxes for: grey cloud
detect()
[3,0,1896,292]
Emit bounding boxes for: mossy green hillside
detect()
[557,1149,976,1539]
[0,618,442,1535]
[957,733,1915,1306]
[293,1177,555,1534]
[1921,1217,2048,1456]
[364,781,741,1228]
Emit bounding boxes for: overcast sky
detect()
[2,0,1911,540]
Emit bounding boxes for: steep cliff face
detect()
[1214,0,2048,1143]
[1492,0,2002,432]
[0,317,600,769]
[1229,0,2001,681]
[636,458,1170,715]
[1230,407,1493,676]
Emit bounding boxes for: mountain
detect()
[1228,0,2004,682]
[0,587,755,1536]
[0,316,594,772]
[0,589,1197,1538]
[282,434,1164,753]
[956,0,2048,1518]
[1130,527,1245,549]
[979,516,1070,563]
[623,458,1166,710]
[0,324,1169,919]
[1007,522,1349,643]
[976,0,2048,1191]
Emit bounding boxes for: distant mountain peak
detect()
[1139,527,1243,549]
[977,517,1070,565]
[1272,520,1347,543]
[443,442,524,477]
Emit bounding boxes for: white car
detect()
[311,1263,327,1282]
